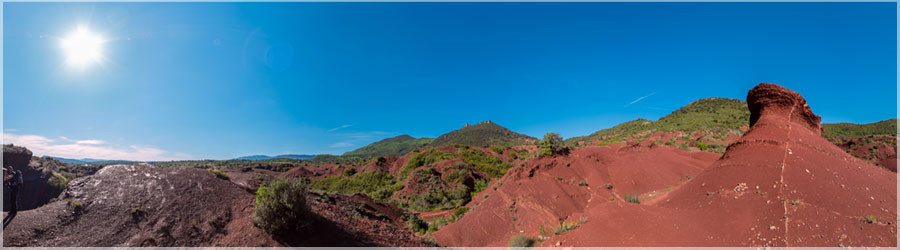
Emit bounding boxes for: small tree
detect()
[538,132,569,156]
[253,178,311,236]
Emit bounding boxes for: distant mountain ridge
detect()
[431,121,535,148]
[233,154,317,161]
[47,156,139,165]
[341,135,434,159]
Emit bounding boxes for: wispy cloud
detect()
[3,133,191,161]
[329,142,355,148]
[327,124,355,132]
[76,139,106,145]
[624,92,656,108]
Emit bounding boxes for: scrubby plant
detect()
[625,193,641,204]
[253,178,311,236]
[866,215,877,224]
[407,214,428,234]
[578,180,588,187]
[48,171,70,193]
[605,183,613,189]
[491,145,505,155]
[207,168,230,180]
[451,206,470,220]
[310,170,402,202]
[343,167,357,176]
[538,132,569,156]
[508,235,535,248]
[697,142,708,151]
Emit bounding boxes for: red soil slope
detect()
[434,83,897,247]
[432,142,720,246]
[541,83,897,247]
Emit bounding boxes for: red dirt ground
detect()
[432,141,721,246]
[432,83,897,247]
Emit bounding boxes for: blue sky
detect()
[2,2,896,160]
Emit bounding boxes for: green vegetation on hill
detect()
[342,135,434,159]
[432,122,535,148]
[566,98,750,145]
[310,170,403,202]
[823,119,897,139]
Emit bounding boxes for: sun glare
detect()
[61,27,105,68]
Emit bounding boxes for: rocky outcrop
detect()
[3,164,252,246]
[3,145,62,211]
[747,83,822,135]
[3,144,32,168]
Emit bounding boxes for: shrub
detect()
[207,168,230,180]
[48,171,70,193]
[625,193,641,204]
[866,215,877,224]
[253,178,311,235]
[343,167,357,176]
[490,145,504,155]
[538,132,568,156]
[445,169,467,183]
[578,180,588,187]
[457,149,511,179]
[407,215,428,234]
[473,178,490,193]
[697,142,708,151]
[605,183,613,189]
[451,206,470,220]
[310,170,402,202]
[508,235,535,248]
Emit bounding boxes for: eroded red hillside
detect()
[434,83,897,247]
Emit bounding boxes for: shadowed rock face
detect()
[747,83,822,135]
[3,144,61,211]
[3,145,32,168]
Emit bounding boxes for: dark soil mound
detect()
[3,164,252,246]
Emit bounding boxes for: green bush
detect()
[310,170,401,202]
[253,178,310,235]
[697,142,708,151]
[343,167,357,176]
[407,214,428,234]
[457,149,511,179]
[490,145,505,155]
[538,132,568,156]
[445,169,467,183]
[409,185,471,212]
[474,178,490,193]
[508,235,535,248]
[451,206,470,220]
[48,171,70,193]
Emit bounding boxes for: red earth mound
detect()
[432,142,720,246]
[434,83,896,247]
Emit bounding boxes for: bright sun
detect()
[61,27,105,68]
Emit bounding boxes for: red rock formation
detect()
[434,83,896,247]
